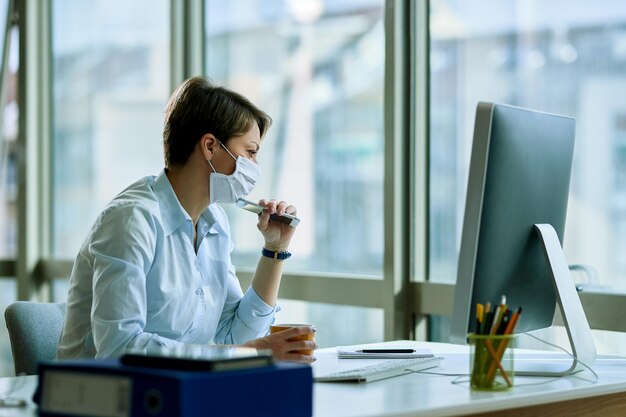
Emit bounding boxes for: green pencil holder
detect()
[468,333,517,391]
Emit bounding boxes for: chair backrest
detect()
[4,301,66,375]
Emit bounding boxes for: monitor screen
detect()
[450,102,576,343]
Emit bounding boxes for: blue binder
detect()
[34,358,313,417]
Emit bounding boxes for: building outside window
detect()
[51,0,170,258]
[429,0,626,354]
[204,0,386,348]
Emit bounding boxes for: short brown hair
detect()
[163,76,272,168]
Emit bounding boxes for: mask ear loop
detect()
[207,137,239,174]
[206,136,233,173]
[217,139,238,161]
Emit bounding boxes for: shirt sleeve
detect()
[89,203,184,358]
[213,263,279,345]
[210,209,278,344]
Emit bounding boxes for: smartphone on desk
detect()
[235,198,300,227]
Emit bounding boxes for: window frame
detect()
[16,0,52,300]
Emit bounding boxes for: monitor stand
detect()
[514,224,597,377]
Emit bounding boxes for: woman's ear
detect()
[200,133,218,161]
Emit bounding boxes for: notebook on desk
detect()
[315,342,442,383]
[337,346,434,359]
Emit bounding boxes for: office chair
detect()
[4,301,66,375]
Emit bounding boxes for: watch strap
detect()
[262,248,292,260]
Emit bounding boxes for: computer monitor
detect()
[449,102,596,376]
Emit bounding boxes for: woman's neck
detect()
[165,161,210,226]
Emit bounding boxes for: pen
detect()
[490,295,507,334]
[496,310,511,335]
[358,349,416,353]
[483,312,494,335]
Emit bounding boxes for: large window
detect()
[51,0,170,258]
[429,0,626,353]
[203,0,388,349]
[205,0,385,276]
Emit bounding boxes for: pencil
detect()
[485,307,523,384]
[476,303,484,322]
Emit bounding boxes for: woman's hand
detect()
[244,326,317,364]
[256,199,297,251]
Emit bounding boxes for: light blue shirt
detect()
[58,170,277,359]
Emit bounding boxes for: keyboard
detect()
[315,356,443,383]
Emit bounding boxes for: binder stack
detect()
[34,358,313,417]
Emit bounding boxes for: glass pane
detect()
[430,0,626,286]
[0,4,18,258]
[276,299,383,348]
[51,0,170,257]
[429,1,626,353]
[0,279,17,376]
[205,0,385,275]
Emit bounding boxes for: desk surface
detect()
[3,341,626,417]
[313,342,626,416]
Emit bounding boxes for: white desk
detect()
[3,342,626,417]
[312,341,626,417]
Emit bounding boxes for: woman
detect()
[57,76,316,363]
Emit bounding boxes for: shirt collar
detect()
[199,205,221,236]
[153,169,191,235]
[153,169,220,236]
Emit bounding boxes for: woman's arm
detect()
[250,199,297,305]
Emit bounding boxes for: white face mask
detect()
[208,141,261,204]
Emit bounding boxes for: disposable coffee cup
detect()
[270,324,316,355]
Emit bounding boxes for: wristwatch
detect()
[262,248,292,260]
